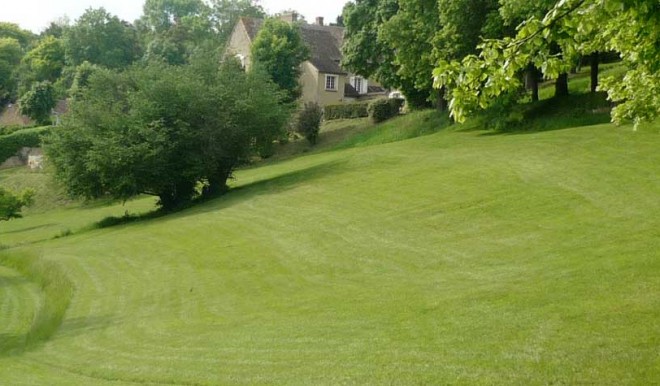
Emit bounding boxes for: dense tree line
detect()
[0,0,313,210]
[0,0,266,112]
[342,0,659,126]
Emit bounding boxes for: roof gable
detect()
[240,17,347,75]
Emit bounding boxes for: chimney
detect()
[279,12,298,24]
[315,17,324,26]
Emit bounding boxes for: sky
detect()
[0,0,348,33]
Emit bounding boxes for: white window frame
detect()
[354,76,363,94]
[235,54,246,69]
[350,76,368,94]
[325,75,337,91]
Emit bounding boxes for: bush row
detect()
[323,102,369,120]
[0,126,52,163]
[0,124,40,137]
[367,98,405,123]
[323,98,405,123]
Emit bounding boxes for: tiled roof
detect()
[240,17,263,41]
[241,18,347,75]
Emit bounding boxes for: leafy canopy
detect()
[251,18,309,103]
[63,8,140,69]
[434,0,660,126]
[0,38,23,102]
[0,187,34,221]
[46,59,290,209]
[19,81,57,125]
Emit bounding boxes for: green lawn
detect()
[0,111,658,384]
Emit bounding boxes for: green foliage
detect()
[17,36,65,94]
[434,0,660,126]
[0,125,38,137]
[251,18,309,103]
[63,8,141,69]
[0,126,51,163]
[323,102,370,120]
[341,0,400,88]
[379,0,441,101]
[368,98,404,123]
[296,102,323,145]
[46,60,289,209]
[343,0,497,107]
[0,187,33,220]
[69,61,102,96]
[0,37,23,103]
[141,0,215,65]
[209,0,266,43]
[0,22,34,48]
[19,81,56,125]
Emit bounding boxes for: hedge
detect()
[324,102,370,120]
[0,126,52,164]
[368,98,404,123]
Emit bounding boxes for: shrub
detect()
[368,98,404,123]
[296,102,323,145]
[0,124,38,136]
[0,187,34,220]
[324,102,369,120]
[19,81,56,125]
[0,126,51,163]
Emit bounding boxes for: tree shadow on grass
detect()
[91,158,350,229]
[0,315,119,358]
[457,92,613,136]
[0,273,30,288]
[0,223,58,236]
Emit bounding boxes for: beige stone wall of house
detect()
[300,62,320,105]
[316,73,346,106]
[225,22,253,70]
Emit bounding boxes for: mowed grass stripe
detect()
[0,266,41,353]
[0,119,658,383]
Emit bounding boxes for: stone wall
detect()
[0,147,43,170]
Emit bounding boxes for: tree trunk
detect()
[525,64,539,102]
[554,73,569,97]
[204,165,233,197]
[436,86,447,112]
[590,51,600,93]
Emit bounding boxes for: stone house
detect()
[225,12,387,107]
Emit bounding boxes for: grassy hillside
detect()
[0,111,658,384]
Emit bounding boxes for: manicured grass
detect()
[0,112,658,383]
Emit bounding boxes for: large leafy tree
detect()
[379,0,441,107]
[63,8,141,69]
[251,18,309,103]
[341,0,401,93]
[0,22,34,48]
[46,60,289,209]
[0,38,23,103]
[498,0,563,100]
[140,0,216,64]
[17,36,66,95]
[343,0,498,109]
[209,0,265,43]
[434,0,660,126]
